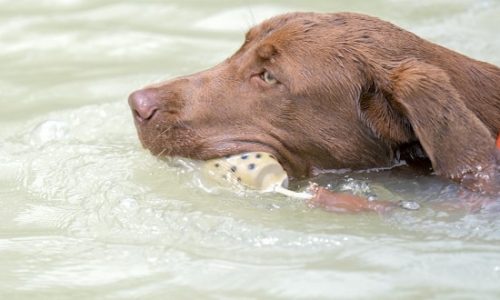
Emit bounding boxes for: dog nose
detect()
[128,88,159,122]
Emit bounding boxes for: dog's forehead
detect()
[233,13,319,64]
[246,12,319,42]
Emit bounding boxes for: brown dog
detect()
[129,12,500,194]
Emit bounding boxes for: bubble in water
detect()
[339,178,371,195]
[398,200,420,211]
[29,120,68,147]
[120,198,139,210]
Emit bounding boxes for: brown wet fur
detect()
[129,12,500,194]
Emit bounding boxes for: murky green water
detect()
[1,0,500,299]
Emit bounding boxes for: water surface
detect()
[1,0,500,299]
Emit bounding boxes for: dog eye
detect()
[260,71,278,85]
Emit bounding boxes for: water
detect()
[1,0,500,299]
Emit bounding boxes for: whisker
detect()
[152,124,172,143]
[157,148,167,157]
[246,5,256,29]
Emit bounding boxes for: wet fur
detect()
[130,12,500,193]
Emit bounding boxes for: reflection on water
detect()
[1,0,499,299]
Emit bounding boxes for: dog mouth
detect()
[190,137,309,178]
[134,120,310,178]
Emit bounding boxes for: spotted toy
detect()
[201,151,421,212]
[201,152,311,199]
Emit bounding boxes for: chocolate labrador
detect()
[129,12,500,196]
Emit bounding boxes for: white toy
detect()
[201,152,311,199]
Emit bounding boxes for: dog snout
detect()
[128,88,159,122]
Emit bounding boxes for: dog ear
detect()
[360,59,497,189]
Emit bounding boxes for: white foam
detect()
[29,120,68,147]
